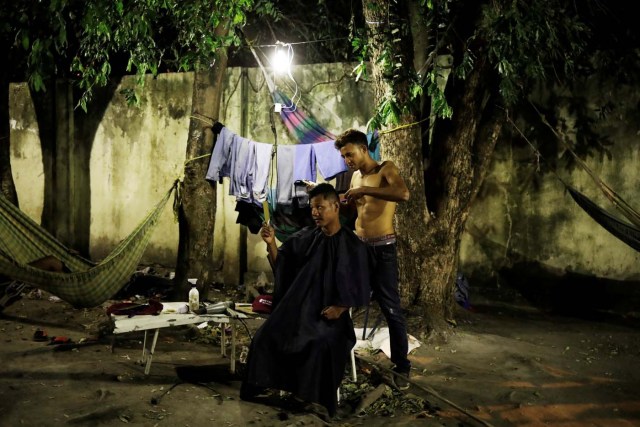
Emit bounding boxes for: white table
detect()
[111,302,248,375]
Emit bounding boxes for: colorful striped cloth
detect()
[273,90,380,160]
[273,91,335,144]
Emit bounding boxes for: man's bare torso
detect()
[351,161,396,238]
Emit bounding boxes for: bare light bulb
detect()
[272,46,291,75]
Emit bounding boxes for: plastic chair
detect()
[338,308,358,403]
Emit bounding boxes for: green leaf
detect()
[57,27,67,50]
[22,33,29,50]
[31,72,44,92]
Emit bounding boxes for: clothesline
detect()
[200,123,377,241]
[205,125,349,208]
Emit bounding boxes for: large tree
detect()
[70,0,269,299]
[359,0,638,334]
[0,2,69,205]
[2,0,355,300]
[0,1,103,252]
[1,0,269,298]
[5,0,635,317]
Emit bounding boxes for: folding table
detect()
[111,302,248,375]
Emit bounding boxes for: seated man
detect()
[241,183,371,418]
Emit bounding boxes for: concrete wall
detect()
[9,84,45,223]
[8,63,375,284]
[461,80,640,281]
[89,73,191,264]
[9,64,640,284]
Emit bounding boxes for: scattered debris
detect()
[354,384,387,414]
[65,405,128,424]
[338,370,434,418]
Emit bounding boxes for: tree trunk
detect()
[362,0,443,332]
[31,78,120,257]
[72,77,123,257]
[0,78,18,204]
[364,0,504,335]
[422,57,503,327]
[31,83,60,237]
[174,25,229,301]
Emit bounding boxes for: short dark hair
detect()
[334,128,368,150]
[308,183,339,203]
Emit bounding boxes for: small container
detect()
[197,301,233,315]
[188,285,199,312]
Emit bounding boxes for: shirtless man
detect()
[335,128,412,389]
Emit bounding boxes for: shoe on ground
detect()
[392,368,411,391]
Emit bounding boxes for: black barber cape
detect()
[243,226,371,416]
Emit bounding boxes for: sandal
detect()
[48,336,72,345]
[33,329,48,342]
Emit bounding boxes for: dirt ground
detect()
[1,279,639,427]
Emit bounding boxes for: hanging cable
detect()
[268,103,278,218]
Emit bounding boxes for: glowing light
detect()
[272,44,293,75]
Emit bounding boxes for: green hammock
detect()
[0,182,177,308]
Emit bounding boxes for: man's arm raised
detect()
[384,160,410,201]
[345,161,410,202]
[260,224,278,268]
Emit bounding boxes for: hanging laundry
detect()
[277,145,317,207]
[335,170,353,194]
[206,123,378,212]
[252,142,273,203]
[293,144,316,206]
[230,136,254,200]
[207,125,273,204]
[312,140,347,180]
[235,201,264,234]
[367,131,381,162]
[276,145,296,206]
[206,126,235,183]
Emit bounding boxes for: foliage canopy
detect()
[1,0,270,110]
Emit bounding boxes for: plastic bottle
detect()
[188,285,199,312]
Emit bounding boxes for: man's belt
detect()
[359,234,396,246]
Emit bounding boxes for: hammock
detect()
[0,182,177,308]
[273,91,335,144]
[509,109,640,254]
[243,38,380,153]
[567,186,640,252]
[273,89,381,159]
[242,38,335,145]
